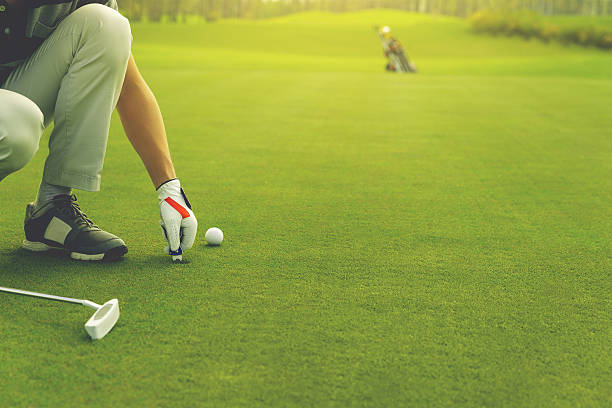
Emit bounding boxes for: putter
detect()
[0,286,119,340]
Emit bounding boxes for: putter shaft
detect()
[0,286,101,309]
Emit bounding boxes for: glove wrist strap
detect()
[156,178,179,191]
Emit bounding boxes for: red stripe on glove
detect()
[165,197,191,219]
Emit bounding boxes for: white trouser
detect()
[0,4,131,191]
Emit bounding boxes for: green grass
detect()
[1,9,611,407]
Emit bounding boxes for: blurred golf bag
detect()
[374,26,417,73]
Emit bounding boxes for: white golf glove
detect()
[157,179,197,256]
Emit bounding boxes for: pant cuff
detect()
[43,167,101,192]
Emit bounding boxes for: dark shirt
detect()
[0,1,44,66]
[0,0,118,84]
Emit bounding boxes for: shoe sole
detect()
[22,240,128,262]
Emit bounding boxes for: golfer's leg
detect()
[0,90,44,181]
[2,4,131,191]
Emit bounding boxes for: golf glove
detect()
[158,179,197,255]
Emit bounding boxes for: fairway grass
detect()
[0,10,610,407]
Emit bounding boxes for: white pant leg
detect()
[2,4,132,191]
[0,90,44,181]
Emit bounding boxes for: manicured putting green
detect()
[0,10,610,407]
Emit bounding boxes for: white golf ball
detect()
[205,227,223,246]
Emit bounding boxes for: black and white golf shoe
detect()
[23,195,128,262]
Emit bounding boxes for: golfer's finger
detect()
[163,218,182,252]
[160,221,169,241]
[180,217,198,250]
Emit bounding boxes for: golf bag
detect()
[375,26,417,74]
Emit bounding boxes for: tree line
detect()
[471,10,612,48]
[119,0,611,21]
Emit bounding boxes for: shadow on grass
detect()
[0,247,129,279]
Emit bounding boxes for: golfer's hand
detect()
[157,179,197,255]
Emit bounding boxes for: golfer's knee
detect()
[0,91,43,173]
[76,4,132,65]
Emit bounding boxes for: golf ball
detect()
[205,227,223,246]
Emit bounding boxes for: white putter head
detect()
[84,299,120,340]
[0,287,120,340]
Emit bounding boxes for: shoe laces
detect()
[54,194,97,228]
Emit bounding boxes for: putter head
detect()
[85,299,119,340]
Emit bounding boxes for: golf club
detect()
[0,286,119,340]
